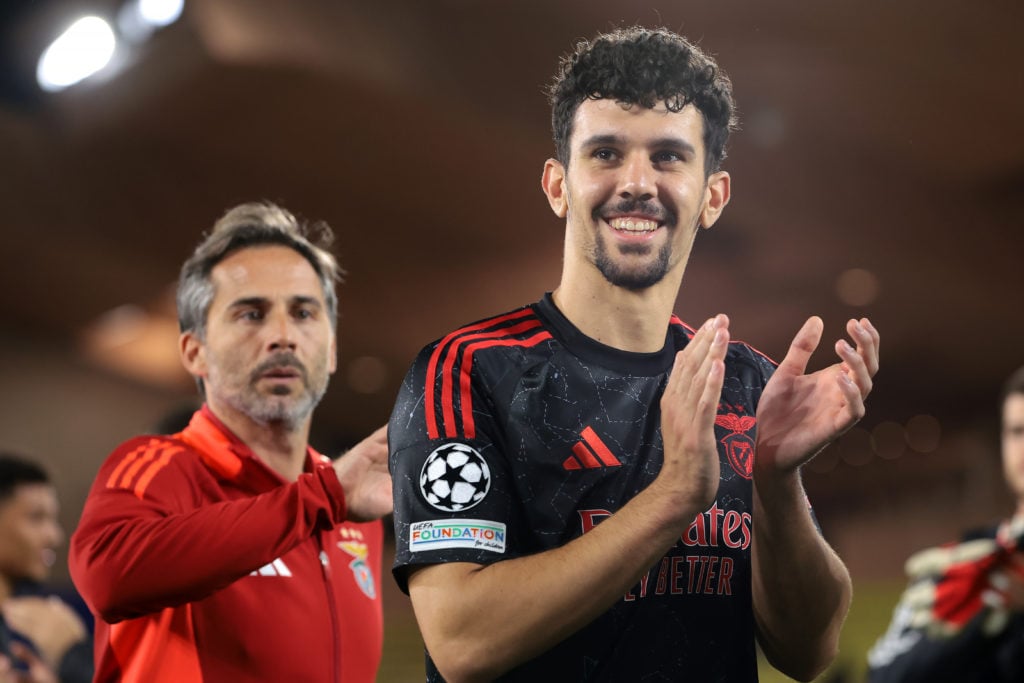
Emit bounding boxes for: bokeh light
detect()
[36,17,116,92]
[836,268,881,307]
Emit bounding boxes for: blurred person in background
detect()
[0,454,91,683]
[69,202,391,683]
[389,26,880,682]
[867,365,1024,681]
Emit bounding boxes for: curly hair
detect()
[176,201,344,340]
[548,26,737,175]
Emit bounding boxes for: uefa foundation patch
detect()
[410,519,507,554]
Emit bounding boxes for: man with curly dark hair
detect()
[389,26,879,682]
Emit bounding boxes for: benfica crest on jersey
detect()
[715,413,756,479]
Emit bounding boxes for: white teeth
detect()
[608,217,658,232]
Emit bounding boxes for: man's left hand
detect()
[755,316,880,472]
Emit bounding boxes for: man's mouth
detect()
[606,216,660,234]
[254,356,306,383]
[263,368,299,378]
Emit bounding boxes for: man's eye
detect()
[240,310,264,321]
[295,308,314,320]
[653,151,681,163]
[594,148,617,161]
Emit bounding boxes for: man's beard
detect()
[239,386,323,428]
[591,197,679,291]
[593,238,673,291]
[223,354,328,429]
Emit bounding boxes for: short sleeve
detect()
[389,344,520,592]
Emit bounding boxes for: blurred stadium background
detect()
[1,1,1022,680]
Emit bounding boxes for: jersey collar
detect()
[534,292,690,376]
[177,405,322,484]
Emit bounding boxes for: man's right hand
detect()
[656,314,730,519]
[333,424,393,522]
[2,596,86,672]
[0,643,58,683]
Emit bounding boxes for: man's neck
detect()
[209,404,311,481]
[552,266,684,354]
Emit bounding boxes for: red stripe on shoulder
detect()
[105,438,184,499]
[740,341,777,366]
[671,315,777,366]
[670,315,697,340]
[457,330,552,439]
[727,338,778,366]
[424,308,537,439]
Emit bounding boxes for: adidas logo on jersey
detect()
[250,558,292,577]
[563,426,622,470]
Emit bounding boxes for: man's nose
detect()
[266,310,298,351]
[617,154,656,200]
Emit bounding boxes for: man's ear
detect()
[541,158,568,218]
[180,331,207,379]
[699,171,731,229]
[328,332,337,375]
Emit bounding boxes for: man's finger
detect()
[848,317,880,377]
[778,316,824,376]
[666,317,715,399]
[683,315,729,407]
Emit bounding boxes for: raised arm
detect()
[70,449,346,622]
[752,316,880,680]
[407,315,731,683]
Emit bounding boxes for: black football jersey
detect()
[390,293,777,682]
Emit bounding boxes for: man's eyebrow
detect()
[650,137,697,155]
[578,134,697,156]
[228,296,268,309]
[579,134,625,148]
[290,295,323,308]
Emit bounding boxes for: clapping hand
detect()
[755,316,880,472]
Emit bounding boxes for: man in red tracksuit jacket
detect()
[69,201,391,683]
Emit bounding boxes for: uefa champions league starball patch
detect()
[419,443,491,512]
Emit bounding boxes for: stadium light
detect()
[36,16,117,92]
[118,0,185,43]
[139,0,185,27]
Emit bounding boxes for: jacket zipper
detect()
[318,532,342,683]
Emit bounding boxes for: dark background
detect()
[1,1,1022,679]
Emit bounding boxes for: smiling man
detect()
[70,202,392,683]
[389,27,880,682]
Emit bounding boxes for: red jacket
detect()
[69,406,383,683]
